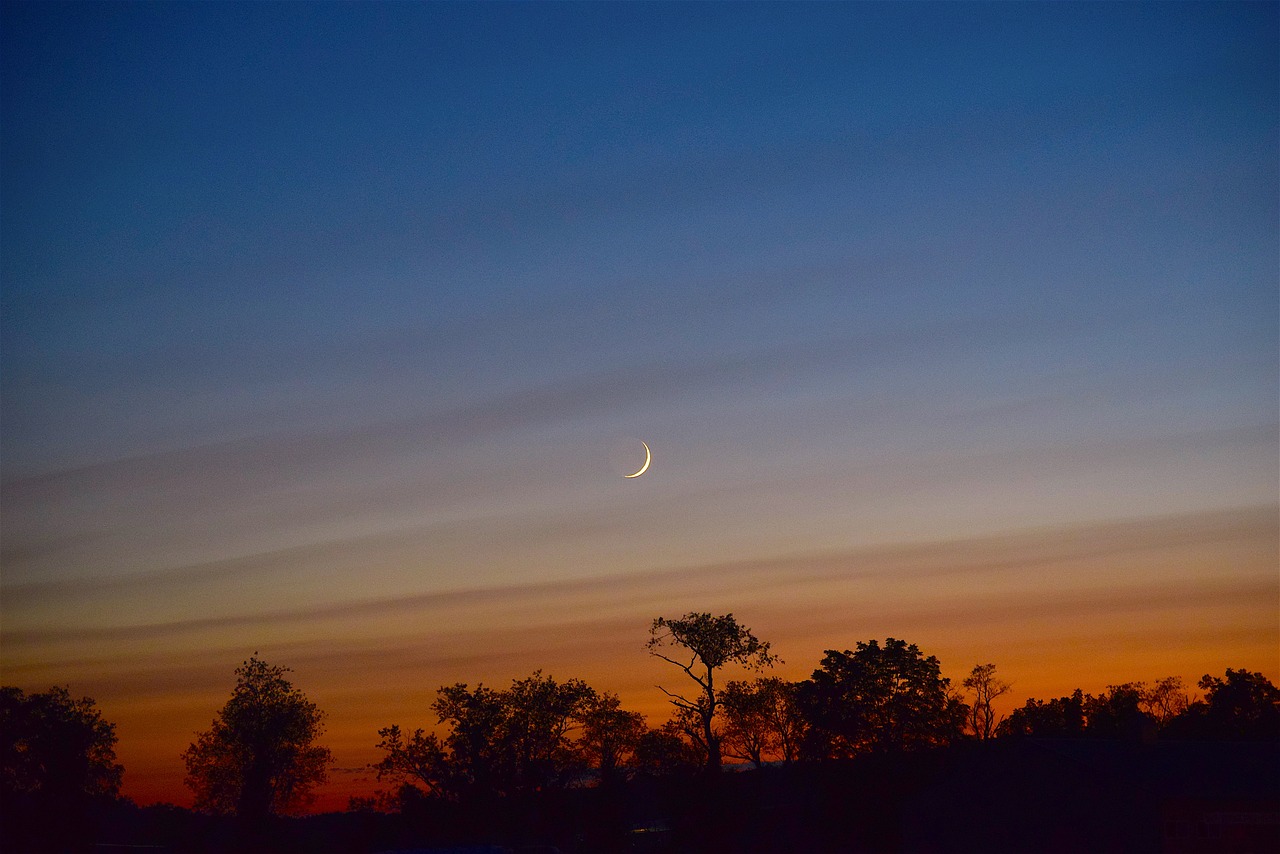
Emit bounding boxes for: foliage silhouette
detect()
[9,643,1275,853]
[997,688,1088,738]
[720,677,805,767]
[1166,668,1280,741]
[578,691,648,786]
[798,638,968,758]
[998,669,1280,743]
[0,686,124,851]
[632,720,704,778]
[646,612,777,772]
[0,685,123,801]
[376,670,601,803]
[183,654,332,820]
[1083,683,1152,739]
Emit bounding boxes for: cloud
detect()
[6,502,1273,649]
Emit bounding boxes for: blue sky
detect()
[2,1,1276,808]
[5,2,1274,475]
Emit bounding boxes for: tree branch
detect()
[655,685,697,709]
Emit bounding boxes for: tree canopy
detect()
[0,686,125,852]
[996,670,1280,742]
[182,655,332,819]
[798,638,967,758]
[720,677,806,767]
[998,689,1087,738]
[1166,668,1280,741]
[0,685,123,804]
[376,671,605,803]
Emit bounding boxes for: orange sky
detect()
[6,503,1275,812]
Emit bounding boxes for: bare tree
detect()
[1140,677,1193,727]
[963,663,1012,741]
[646,612,777,772]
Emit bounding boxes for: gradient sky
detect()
[2,2,1277,812]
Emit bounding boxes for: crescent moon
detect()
[623,441,651,478]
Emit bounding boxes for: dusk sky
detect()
[2,2,1277,811]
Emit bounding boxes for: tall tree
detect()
[182,655,332,820]
[646,612,777,773]
[798,638,967,758]
[963,663,1012,740]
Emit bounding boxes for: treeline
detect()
[365,615,1278,810]
[2,612,1278,852]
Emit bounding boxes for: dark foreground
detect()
[9,739,1279,854]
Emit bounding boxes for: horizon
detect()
[2,1,1276,815]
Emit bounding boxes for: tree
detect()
[373,725,449,799]
[798,638,967,758]
[0,686,123,803]
[998,680,1199,740]
[646,612,777,773]
[1084,683,1151,739]
[1140,676,1193,727]
[1,686,124,850]
[1165,669,1280,741]
[376,671,600,802]
[182,655,332,820]
[720,680,775,768]
[720,677,805,767]
[962,663,1011,740]
[578,692,647,785]
[997,689,1087,738]
[632,722,703,777]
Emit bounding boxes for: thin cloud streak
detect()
[6,503,1273,648]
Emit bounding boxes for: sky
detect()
[2,2,1277,812]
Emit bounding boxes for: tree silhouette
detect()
[632,720,703,777]
[373,725,449,799]
[182,655,332,820]
[999,679,1210,740]
[962,663,1011,740]
[1165,668,1280,741]
[997,689,1087,738]
[376,671,599,802]
[1139,676,1193,727]
[646,612,777,773]
[1084,683,1152,739]
[720,680,774,768]
[799,638,967,758]
[578,692,647,785]
[1,686,123,850]
[720,677,805,767]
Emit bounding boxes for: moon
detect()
[623,441,651,478]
